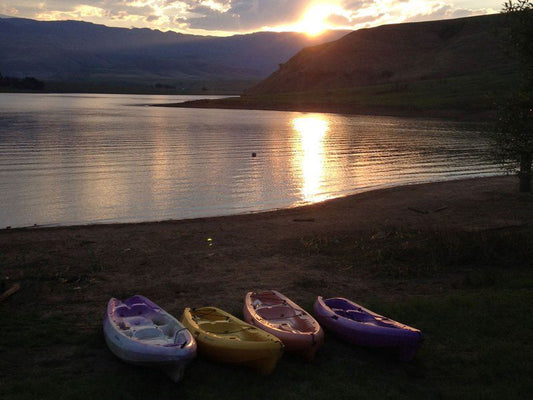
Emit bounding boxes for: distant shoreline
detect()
[0,91,497,120]
[0,88,243,96]
[155,96,496,120]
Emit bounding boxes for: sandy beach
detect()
[1,175,532,398]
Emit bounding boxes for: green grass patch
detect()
[1,228,532,399]
[299,228,533,278]
[2,281,531,399]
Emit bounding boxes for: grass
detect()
[1,229,532,399]
[298,228,533,278]
[198,71,519,118]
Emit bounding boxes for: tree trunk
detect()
[519,151,532,192]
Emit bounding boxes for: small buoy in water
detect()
[252,152,257,157]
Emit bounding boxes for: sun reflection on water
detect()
[292,115,329,203]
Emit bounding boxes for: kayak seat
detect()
[115,303,152,318]
[134,327,163,340]
[277,318,315,333]
[159,323,178,338]
[345,310,375,322]
[148,314,178,338]
[251,293,286,308]
[258,306,316,333]
[331,308,350,318]
[277,323,299,333]
[151,314,171,326]
[292,316,316,333]
[132,323,181,343]
[199,321,242,334]
[256,305,295,320]
[114,305,129,315]
[122,315,154,328]
[331,308,372,322]
[133,327,176,346]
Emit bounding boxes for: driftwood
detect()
[0,283,20,304]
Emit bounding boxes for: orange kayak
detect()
[243,290,324,361]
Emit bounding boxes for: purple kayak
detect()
[103,295,197,382]
[313,296,422,361]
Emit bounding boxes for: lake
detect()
[0,93,501,228]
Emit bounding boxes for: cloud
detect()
[145,14,160,22]
[326,13,352,26]
[0,5,19,16]
[178,0,310,31]
[36,5,109,21]
[404,4,495,22]
[337,0,497,30]
[4,0,501,35]
[342,0,375,9]
[33,1,160,26]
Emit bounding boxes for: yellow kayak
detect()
[181,307,284,374]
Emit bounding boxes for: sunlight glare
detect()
[292,115,329,202]
[297,3,335,37]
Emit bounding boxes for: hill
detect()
[0,17,348,93]
[247,14,514,94]
[172,14,519,116]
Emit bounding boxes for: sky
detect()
[0,1,505,36]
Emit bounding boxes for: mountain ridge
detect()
[0,17,349,91]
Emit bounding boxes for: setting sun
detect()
[296,3,336,37]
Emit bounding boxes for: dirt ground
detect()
[1,175,531,314]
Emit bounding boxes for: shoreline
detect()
[0,174,507,232]
[0,91,494,120]
[2,175,531,265]
[155,97,496,121]
[1,174,531,323]
[3,174,531,314]
[2,173,531,321]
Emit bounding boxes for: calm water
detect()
[0,93,501,228]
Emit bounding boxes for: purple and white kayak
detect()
[313,296,423,361]
[103,295,196,382]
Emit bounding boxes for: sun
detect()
[297,4,334,37]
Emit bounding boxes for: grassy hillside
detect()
[171,14,519,117]
[248,15,515,94]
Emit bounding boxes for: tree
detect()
[492,0,533,192]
